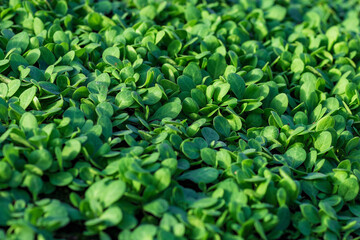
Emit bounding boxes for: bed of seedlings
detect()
[1,0,360,239]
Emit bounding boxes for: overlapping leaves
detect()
[0,0,360,239]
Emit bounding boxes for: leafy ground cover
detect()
[1,0,360,239]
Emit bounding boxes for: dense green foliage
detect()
[1,0,360,239]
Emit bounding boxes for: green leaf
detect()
[213,116,231,137]
[149,100,182,120]
[182,97,199,115]
[19,86,36,110]
[227,73,245,100]
[103,47,120,65]
[55,0,68,15]
[270,93,288,115]
[182,141,200,159]
[10,53,29,72]
[326,26,339,50]
[23,174,43,197]
[300,204,320,224]
[7,79,20,97]
[297,219,311,236]
[50,172,74,186]
[168,40,182,57]
[201,127,219,144]
[338,177,359,201]
[33,17,44,35]
[244,68,264,84]
[0,161,12,183]
[116,89,135,109]
[200,148,217,166]
[153,168,171,192]
[142,85,162,105]
[184,62,202,85]
[314,131,332,152]
[98,116,113,139]
[185,4,201,21]
[29,149,53,171]
[63,107,85,128]
[87,12,103,31]
[39,82,60,95]
[190,197,218,209]
[100,206,123,226]
[131,224,157,240]
[62,139,81,161]
[316,116,335,131]
[144,199,169,217]
[177,75,195,92]
[291,58,304,74]
[19,112,38,132]
[213,82,230,102]
[96,102,114,118]
[86,179,126,208]
[25,49,41,65]
[207,53,226,79]
[262,126,279,140]
[284,147,306,168]
[140,5,157,20]
[265,5,287,21]
[178,167,218,184]
[6,32,29,54]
